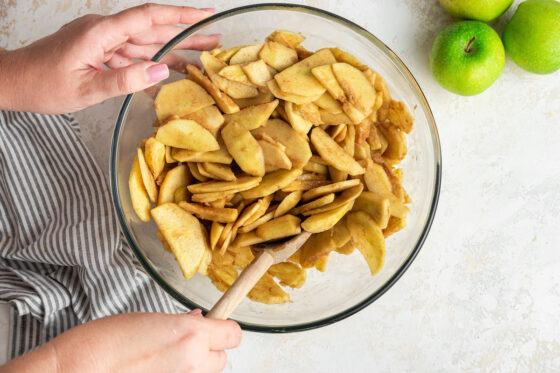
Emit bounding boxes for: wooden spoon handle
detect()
[207,250,274,320]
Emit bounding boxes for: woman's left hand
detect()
[0,3,219,114]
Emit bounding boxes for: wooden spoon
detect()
[207,231,312,320]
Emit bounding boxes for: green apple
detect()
[503,0,560,74]
[439,0,514,22]
[430,21,505,96]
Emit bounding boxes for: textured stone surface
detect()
[1,1,560,371]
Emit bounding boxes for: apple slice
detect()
[173,186,190,204]
[352,191,390,229]
[232,231,265,248]
[218,64,255,87]
[387,100,414,133]
[252,119,312,168]
[274,190,302,218]
[319,110,353,125]
[341,101,366,124]
[241,168,302,199]
[157,164,192,205]
[378,123,407,162]
[197,241,212,276]
[182,105,224,137]
[229,44,263,65]
[285,101,312,134]
[299,230,337,268]
[201,162,236,181]
[129,155,151,222]
[268,262,306,288]
[259,41,298,71]
[208,263,238,292]
[346,211,385,275]
[302,184,363,216]
[301,179,361,202]
[238,196,273,228]
[187,162,208,182]
[171,143,233,164]
[384,215,407,238]
[332,62,376,115]
[143,137,165,179]
[151,203,208,279]
[185,65,239,114]
[311,65,345,101]
[331,217,351,248]
[242,59,274,87]
[247,273,290,304]
[196,162,215,179]
[137,148,158,203]
[256,214,301,241]
[156,119,219,152]
[258,138,292,170]
[330,47,366,70]
[363,158,392,196]
[210,222,224,250]
[314,92,343,114]
[310,127,365,176]
[266,79,321,105]
[266,30,305,48]
[291,193,335,215]
[221,121,265,176]
[274,49,336,97]
[187,176,261,194]
[224,99,279,130]
[301,200,353,233]
[294,103,322,124]
[215,46,242,63]
[200,51,259,99]
[233,89,275,109]
[154,79,215,122]
[178,201,238,223]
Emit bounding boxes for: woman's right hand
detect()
[0,310,241,373]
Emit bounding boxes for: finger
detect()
[205,350,227,373]
[93,61,169,100]
[105,52,134,69]
[105,4,214,37]
[129,25,221,49]
[198,318,242,350]
[118,43,167,60]
[187,309,202,316]
[116,43,194,71]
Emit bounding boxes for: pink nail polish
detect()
[201,8,215,12]
[146,64,169,83]
[188,308,202,316]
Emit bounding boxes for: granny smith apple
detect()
[439,0,514,22]
[503,0,560,74]
[430,21,505,95]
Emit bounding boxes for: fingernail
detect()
[188,308,202,316]
[201,8,215,12]
[209,33,222,38]
[146,63,169,83]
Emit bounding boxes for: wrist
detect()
[0,49,27,112]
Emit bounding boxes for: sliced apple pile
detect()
[128,29,414,304]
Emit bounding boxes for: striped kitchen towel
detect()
[0,111,183,359]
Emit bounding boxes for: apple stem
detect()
[465,37,476,53]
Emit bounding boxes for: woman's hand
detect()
[0,310,242,373]
[0,4,219,114]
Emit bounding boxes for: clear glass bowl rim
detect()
[110,2,442,333]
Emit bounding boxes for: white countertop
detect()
[2,0,560,371]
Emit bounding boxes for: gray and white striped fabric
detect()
[0,111,183,359]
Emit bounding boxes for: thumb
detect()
[94,61,169,99]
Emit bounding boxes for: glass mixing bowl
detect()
[110,3,441,332]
